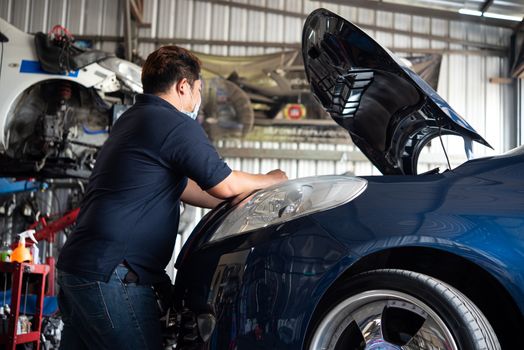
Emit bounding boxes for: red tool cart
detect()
[0,262,49,350]
[25,207,80,296]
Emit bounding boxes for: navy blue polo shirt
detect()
[57,94,231,284]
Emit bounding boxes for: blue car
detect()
[171,9,523,350]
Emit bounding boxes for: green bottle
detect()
[0,242,12,262]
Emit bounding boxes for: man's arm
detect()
[206,169,287,200]
[181,179,224,209]
[182,169,288,208]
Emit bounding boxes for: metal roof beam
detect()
[319,0,518,29]
[73,35,507,57]
[480,0,494,14]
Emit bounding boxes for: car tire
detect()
[307,269,500,350]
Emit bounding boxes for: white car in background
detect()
[0,19,142,179]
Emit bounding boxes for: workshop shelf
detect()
[0,262,49,350]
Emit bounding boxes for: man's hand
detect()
[266,169,288,185]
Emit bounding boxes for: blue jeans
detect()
[57,266,162,350]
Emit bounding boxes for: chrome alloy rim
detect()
[309,290,458,350]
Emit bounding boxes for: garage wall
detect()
[0,0,516,158]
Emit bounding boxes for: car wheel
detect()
[308,269,500,350]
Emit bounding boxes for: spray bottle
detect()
[10,230,37,263]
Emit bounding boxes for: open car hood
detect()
[302,9,491,175]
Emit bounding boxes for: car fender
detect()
[0,18,118,150]
[300,239,524,347]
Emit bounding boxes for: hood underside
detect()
[302,9,491,175]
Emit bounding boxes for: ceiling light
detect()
[459,8,523,22]
[459,8,482,16]
[482,12,523,22]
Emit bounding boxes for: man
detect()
[56,45,287,349]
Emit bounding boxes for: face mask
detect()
[182,85,200,120]
[185,99,200,120]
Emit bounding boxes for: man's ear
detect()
[176,78,189,96]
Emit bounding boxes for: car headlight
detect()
[209,175,367,243]
[98,57,143,93]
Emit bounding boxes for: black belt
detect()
[119,263,139,284]
[124,270,139,283]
